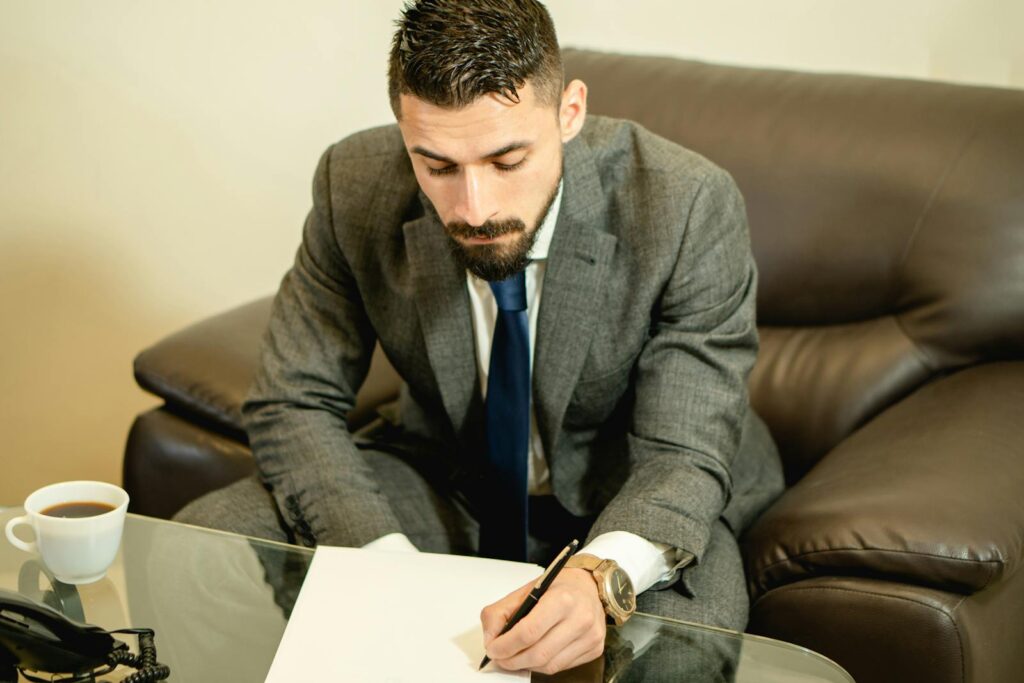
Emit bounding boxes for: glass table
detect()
[1,508,853,682]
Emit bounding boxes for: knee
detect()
[635,577,748,633]
[170,476,288,544]
[172,490,224,529]
[707,581,750,633]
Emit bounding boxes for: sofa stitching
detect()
[756,546,1002,593]
[892,116,982,372]
[888,313,936,373]
[137,368,240,426]
[759,546,1003,571]
[951,593,968,683]
[753,583,968,682]
[895,115,979,273]
[755,583,946,613]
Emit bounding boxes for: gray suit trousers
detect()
[173,420,751,634]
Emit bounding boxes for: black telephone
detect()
[0,589,169,682]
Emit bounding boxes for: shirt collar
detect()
[526,179,563,262]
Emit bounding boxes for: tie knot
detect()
[489,271,527,312]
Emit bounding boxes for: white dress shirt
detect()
[366,182,691,594]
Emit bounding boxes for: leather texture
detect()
[133,298,269,438]
[124,48,1024,683]
[124,408,257,519]
[748,568,1024,683]
[743,362,1024,598]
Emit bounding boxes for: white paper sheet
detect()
[265,546,544,682]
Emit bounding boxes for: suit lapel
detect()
[534,136,618,457]
[403,202,479,444]
[399,136,617,455]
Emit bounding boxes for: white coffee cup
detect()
[5,481,129,584]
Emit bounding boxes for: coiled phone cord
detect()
[107,629,170,682]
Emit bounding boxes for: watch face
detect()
[606,567,635,613]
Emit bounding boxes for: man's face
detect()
[397,82,565,281]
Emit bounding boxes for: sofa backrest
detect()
[564,48,1024,481]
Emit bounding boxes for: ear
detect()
[558,79,588,143]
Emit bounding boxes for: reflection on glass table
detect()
[0,508,853,682]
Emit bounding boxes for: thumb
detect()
[481,579,535,644]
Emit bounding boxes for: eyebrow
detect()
[410,141,532,165]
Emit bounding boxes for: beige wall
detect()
[551,0,1024,88]
[2,0,1021,506]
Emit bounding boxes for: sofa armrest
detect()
[133,296,401,436]
[743,361,1024,599]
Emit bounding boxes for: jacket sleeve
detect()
[586,166,759,565]
[240,144,403,548]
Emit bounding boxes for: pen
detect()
[479,538,580,670]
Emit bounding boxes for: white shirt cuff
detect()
[579,531,693,594]
[361,532,420,553]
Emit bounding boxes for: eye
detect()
[494,159,526,174]
[427,165,457,177]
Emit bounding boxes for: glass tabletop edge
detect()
[126,512,315,555]
[631,610,856,681]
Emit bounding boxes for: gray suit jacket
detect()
[242,115,783,565]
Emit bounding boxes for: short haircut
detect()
[388,0,564,118]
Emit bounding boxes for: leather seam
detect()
[895,117,979,272]
[754,584,967,683]
[889,314,936,373]
[892,115,982,372]
[950,593,969,683]
[755,582,954,611]
[759,546,1003,571]
[757,546,1002,593]
[137,368,239,426]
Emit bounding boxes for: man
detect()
[175,0,784,675]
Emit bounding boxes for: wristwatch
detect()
[565,553,636,625]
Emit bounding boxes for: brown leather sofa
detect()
[124,49,1024,683]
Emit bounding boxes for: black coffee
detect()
[41,501,116,518]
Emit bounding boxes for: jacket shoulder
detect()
[315,124,418,222]
[329,124,406,161]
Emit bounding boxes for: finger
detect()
[539,633,605,676]
[486,587,573,660]
[495,612,603,674]
[480,579,536,644]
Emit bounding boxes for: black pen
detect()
[479,538,580,670]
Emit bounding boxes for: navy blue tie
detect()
[479,271,531,562]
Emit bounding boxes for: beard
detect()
[443,175,562,282]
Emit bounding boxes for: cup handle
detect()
[5,515,37,553]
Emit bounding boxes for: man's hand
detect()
[480,568,606,675]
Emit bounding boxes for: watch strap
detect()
[564,553,605,572]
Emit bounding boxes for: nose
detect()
[454,167,497,227]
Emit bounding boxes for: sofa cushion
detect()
[124,407,257,518]
[749,569,1024,683]
[750,319,931,482]
[743,362,1024,598]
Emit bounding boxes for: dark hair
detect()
[388,0,564,118]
